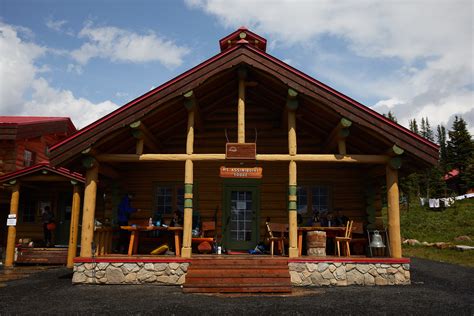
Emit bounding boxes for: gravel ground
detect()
[0,257,473,315]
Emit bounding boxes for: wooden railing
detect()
[93,227,114,256]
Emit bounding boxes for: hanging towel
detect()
[428,199,436,208]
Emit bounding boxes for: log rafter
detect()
[323,118,352,154]
[130,121,160,153]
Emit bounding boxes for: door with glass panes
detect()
[222,183,260,250]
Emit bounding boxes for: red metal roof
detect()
[49,28,439,159]
[0,162,85,183]
[1,116,75,128]
[443,169,460,180]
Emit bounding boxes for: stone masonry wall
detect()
[289,262,410,286]
[72,262,189,285]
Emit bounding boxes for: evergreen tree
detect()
[383,111,398,123]
[436,125,447,172]
[446,116,474,193]
[420,117,434,141]
[409,119,419,135]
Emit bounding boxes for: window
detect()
[153,184,184,217]
[23,149,35,167]
[297,185,330,219]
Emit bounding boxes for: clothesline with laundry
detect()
[419,193,473,209]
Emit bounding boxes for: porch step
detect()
[183,256,291,294]
[15,247,67,265]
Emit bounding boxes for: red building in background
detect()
[0,117,77,253]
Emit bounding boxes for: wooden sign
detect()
[225,143,256,160]
[219,166,263,179]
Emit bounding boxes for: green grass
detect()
[390,199,474,266]
[400,199,474,245]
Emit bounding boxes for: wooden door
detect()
[222,182,260,250]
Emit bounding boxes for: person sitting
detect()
[334,209,349,227]
[170,210,183,227]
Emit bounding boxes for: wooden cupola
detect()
[219,26,267,52]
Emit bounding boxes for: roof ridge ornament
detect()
[219,27,267,52]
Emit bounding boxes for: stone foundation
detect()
[72,262,189,285]
[289,261,410,286]
[72,258,410,287]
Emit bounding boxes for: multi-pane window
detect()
[297,185,330,220]
[23,149,35,167]
[153,184,184,217]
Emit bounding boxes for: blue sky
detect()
[0,0,473,136]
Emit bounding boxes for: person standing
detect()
[117,194,139,253]
[41,206,54,247]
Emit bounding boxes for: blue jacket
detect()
[118,196,136,223]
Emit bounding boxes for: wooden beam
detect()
[386,144,404,157]
[67,184,81,268]
[288,160,298,258]
[80,164,99,257]
[184,91,196,155]
[183,90,203,133]
[99,163,120,179]
[287,89,298,156]
[19,175,70,182]
[181,159,193,258]
[96,153,390,164]
[237,67,247,143]
[323,118,352,154]
[129,121,160,153]
[386,165,402,258]
[5,182,20,267]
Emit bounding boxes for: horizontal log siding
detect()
[118,161,366,240]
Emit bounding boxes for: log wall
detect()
[116,161,367,240]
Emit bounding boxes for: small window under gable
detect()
[23,149,36,167]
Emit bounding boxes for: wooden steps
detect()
[183,256,292,293]
[15,247,68,265]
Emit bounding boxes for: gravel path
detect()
[0,257,472,315]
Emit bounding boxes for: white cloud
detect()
[66,63,83,75]
[46,18,67,32]
[25,78,118,128]
[71,22,189,68]
[187,0,474,136]
[0,23,45,114]
[0,22,118,129]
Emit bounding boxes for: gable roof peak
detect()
[219,27,267,52]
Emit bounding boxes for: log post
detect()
[237,67,247,143]
[67,183,81,268]
[4,182,20,267]
[182,91,195,258]
[80,159,99,257]
[386,165,402,258]
[287,88,299,258]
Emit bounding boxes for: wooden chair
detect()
[192,221,216,253]
[335,220,353,256]
[265,221,288,256]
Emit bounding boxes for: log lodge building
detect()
[2,28,439,290]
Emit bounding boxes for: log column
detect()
[287,88,299,258]
[182,90,195,258]
[67,182,82,268]
[4,182,20,267]
[80,158,99,257]
[237,67,247,143]
[386,164,402,258]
